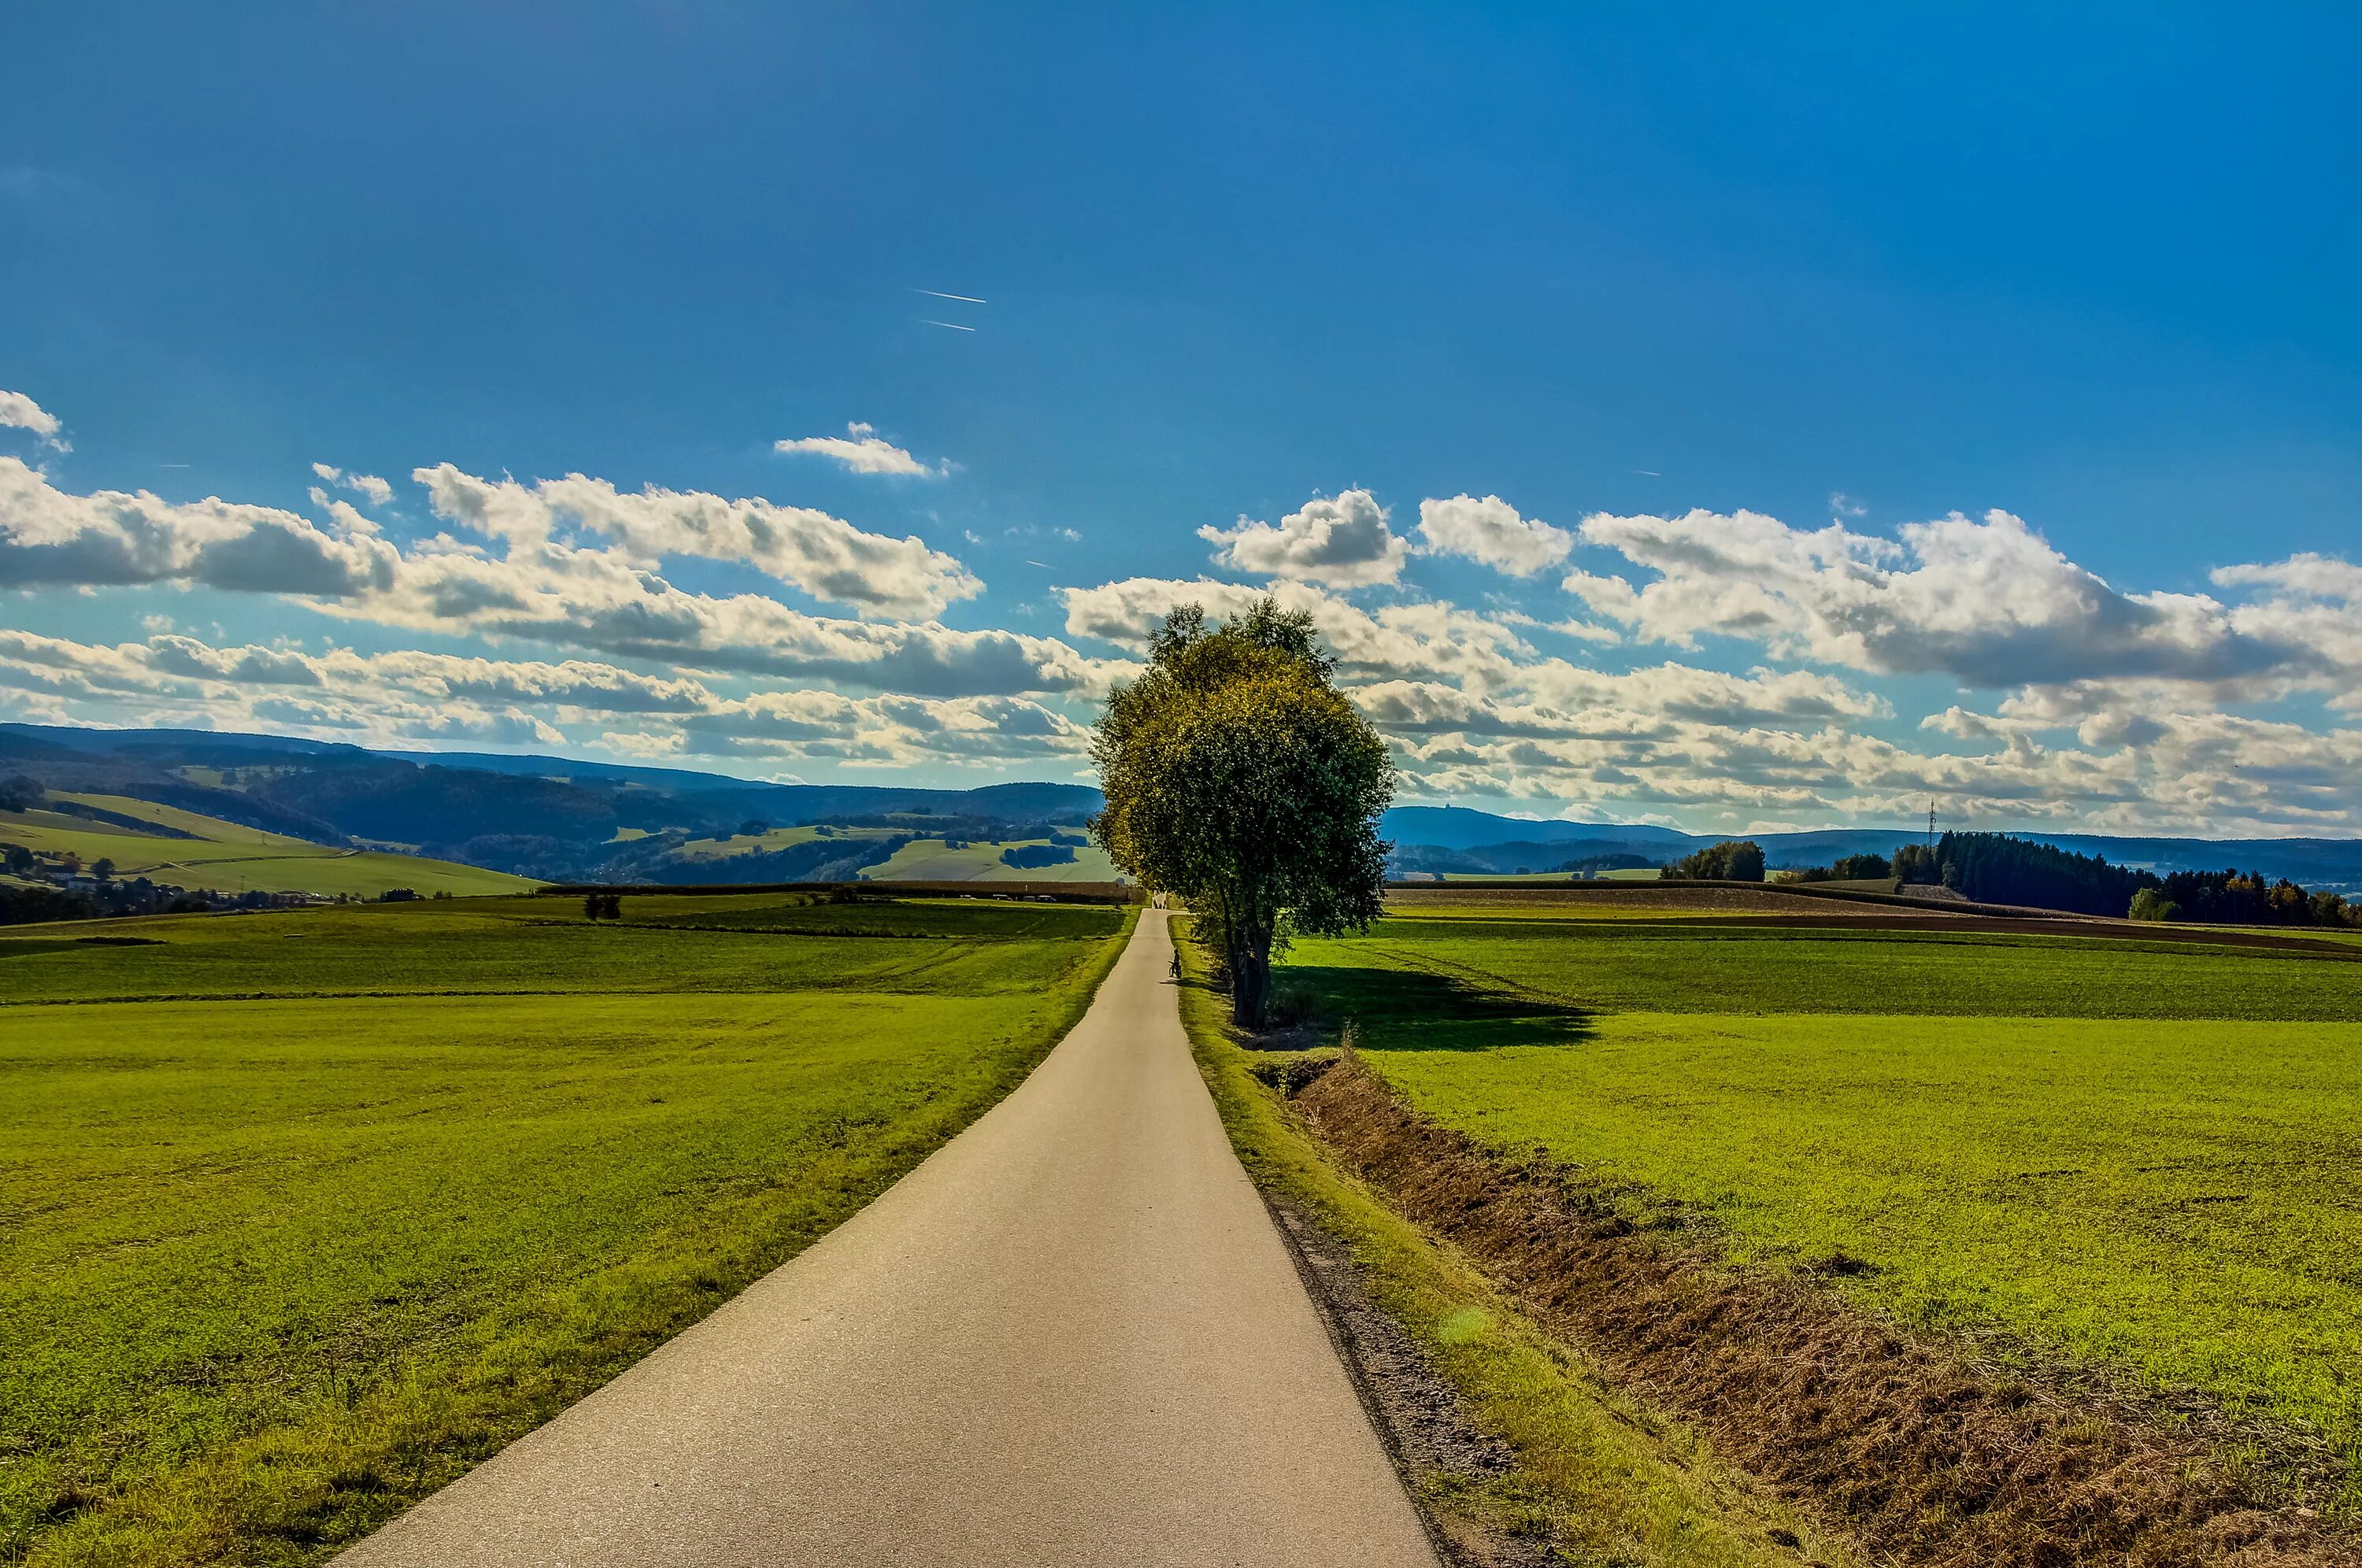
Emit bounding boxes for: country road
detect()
[338,906,1439,1567]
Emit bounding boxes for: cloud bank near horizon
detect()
[5,389,2360,837]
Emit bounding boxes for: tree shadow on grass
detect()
[1272,963,1595,1052]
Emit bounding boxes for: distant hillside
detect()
[0,724,1107,887]
[1380,809,2362,892]
[12,724,2358,893]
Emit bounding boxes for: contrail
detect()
[919,319,976,331]
[1631,469,1660,476]
[915,289,987,304]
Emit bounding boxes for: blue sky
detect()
[3,4,2358,834]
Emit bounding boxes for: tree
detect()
[91,858,116,881]
[1666,840,1765,881]
[1890,842,1937,883]
[1091,599,1394,1028]
[583,891,605,920]
[600,892,623,920]
[2127,886,2181,923]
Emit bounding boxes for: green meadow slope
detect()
[1275,897,2362,1509]
[0,893,1132,1565]
[1,793,535,898]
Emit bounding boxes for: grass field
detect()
[865,835,1120,882]
[0,794,535,899]
[1,893,1131,1564]
[661,823,898,861]
[653,824,1120,882]
[1175,918,1844,1566]
[1275,900,2362,1508]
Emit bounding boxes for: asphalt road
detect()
[339,907,1438,1567]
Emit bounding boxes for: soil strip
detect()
[1288,1053,2355,1568]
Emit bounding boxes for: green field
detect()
[0,794,535,898]
[1,893,1131,1564]
[651,823,1120,882]
[1276,900,2362,1507]
[865,835,1120,882]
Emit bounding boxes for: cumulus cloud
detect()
[0,628,1097,771]
[1569,506,2305,690]
[774,423,941,477]
[16,407,2362,833]
[0,457,399,595]
[342,535,1123,698]
[1059,576,1531,692]
[1416,494,1572,577]
[674,691,1090,766]
[1199,489,1408,587]
[312,462,394,506]
[0,390,68,452]
[411,463,979,619]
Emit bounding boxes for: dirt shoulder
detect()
[1290,1051,2356,1568]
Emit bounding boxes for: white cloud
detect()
[773,423,941,477]
[1059,576,1531,692]
[0,390,69,453]
[0,627,1096,774]
[1569,506,2305,691]
[1198,489,1408,587]
[1415,494,1572,577]
[411,463,979,619]
[0,457,399,595]
[337,534,1120,697]
[311,463,394,506]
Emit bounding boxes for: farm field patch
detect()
[0,794,534,899]
[864,835,1120,882]
[1,893,1131,1562]
[1277,905,2362,1507]
[0,894,1118,1004]
[1298,913,2362,1020]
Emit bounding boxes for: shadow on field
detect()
[1274,964,1595,1052]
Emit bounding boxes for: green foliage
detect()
[1923,830,2149,914]
[1275,903,2362,1507]
[2160,867,2362,928]
[2127,886,2182,923]
[1091,599,1393,1026]
[1664,840,1765,882]
[0,893,1131,1562]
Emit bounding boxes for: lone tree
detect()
[1090,599,1393,1028]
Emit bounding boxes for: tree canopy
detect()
[1665,839,1765,882]
[1090,599,1394,1026]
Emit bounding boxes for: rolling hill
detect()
[8,723,2359,893]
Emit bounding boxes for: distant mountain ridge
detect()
[7,723,2359,890]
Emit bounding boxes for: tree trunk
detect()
[1229,938,1272,1030]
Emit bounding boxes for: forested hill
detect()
[8,723,2360,891]
[0,724,1104,885]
